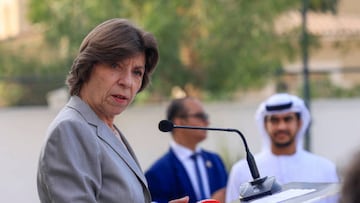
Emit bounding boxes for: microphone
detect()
[158,120,281,201]
[159,120,260,179]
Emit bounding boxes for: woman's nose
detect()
[117,70,133,87]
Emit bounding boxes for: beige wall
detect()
[0,0,20,40]
[339,0,360,15]
[282,0,360,90]
[0,0,29,40]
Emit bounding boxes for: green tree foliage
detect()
[138,0,302,98]
[28,0,129,57]
[0,0,339,106]
[309,0,338,13]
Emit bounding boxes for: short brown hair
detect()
[66,18,159,96]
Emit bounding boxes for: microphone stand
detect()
[171,124,282,201]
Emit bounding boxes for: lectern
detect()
[232,182,340,203]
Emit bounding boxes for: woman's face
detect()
[80,53,145,124]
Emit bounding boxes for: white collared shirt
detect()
[170,141,210,200]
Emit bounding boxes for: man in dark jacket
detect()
[145,97,228,203]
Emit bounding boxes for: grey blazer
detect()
[37,96,151,203]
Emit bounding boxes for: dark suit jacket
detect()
[145,148,227,203]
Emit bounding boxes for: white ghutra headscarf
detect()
[255,93,311,152]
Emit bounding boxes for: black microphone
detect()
[158,120,281,201]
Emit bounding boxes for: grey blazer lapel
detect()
[97,125,147,184]
[67,96,147,186]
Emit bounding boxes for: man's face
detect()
[264,112,302,148]
[177,98,209,144]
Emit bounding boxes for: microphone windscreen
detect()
[158,120,174,132]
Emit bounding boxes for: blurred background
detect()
[1,0,360,202]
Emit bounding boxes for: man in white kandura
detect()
[226,93,339,203]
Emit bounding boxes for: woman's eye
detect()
[111,63,119,69]
[134,70,144,77]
